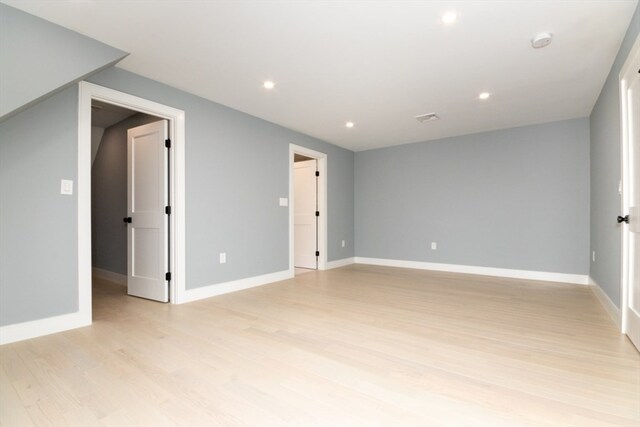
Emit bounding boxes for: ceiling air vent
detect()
[415,113,439,123]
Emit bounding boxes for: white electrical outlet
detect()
[592,251,596,262]
[341,240,345,248]
[219,252,226,264]
[279,197,288,207]
[431,242,437,250]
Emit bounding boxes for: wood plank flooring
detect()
[1,265,639,427]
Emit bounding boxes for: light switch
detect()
[60,179,73,195]
[279,197,288,207]
[219,252,226,264]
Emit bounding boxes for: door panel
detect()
[127,120,169,302]
[625,70,640,349]
[294,159,317,269]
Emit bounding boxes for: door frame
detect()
[289,144,327,273]
[78,81,186,321]
[619,34,640,334]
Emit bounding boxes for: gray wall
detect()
[0,86,79,326]
[590,4,640,307]
[355,118,590,275]
[88,68,355,290]
[0,4,126,120]
[91,114,161,275]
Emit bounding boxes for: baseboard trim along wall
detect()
[177,269,293,304]
[326,257,356,269]
[589,277,622,328]
[0,311,91,345]
[354,257,590,285]
[92,267,126,286]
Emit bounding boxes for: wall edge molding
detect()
[354,257,589,285]
[326,257,356,269]
[92,267,126,286]
[177,270,293,304]
[589,277,622,328]
[0,311,90,346]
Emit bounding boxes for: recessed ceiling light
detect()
[441,11,457,24]
[478,92,491,100]
[263,81,275,89]
[345,121,355,128]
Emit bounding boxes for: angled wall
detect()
[0,85,79,326]
[0,3,127,120]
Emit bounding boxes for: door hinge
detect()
[165,272,172,281]
[315,251,320,257]
[315,171,320,177]
[165,139,171,148]
[315,211,320,217]
[165,205,171,215]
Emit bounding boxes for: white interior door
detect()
[624,69,640,350]
[126,120,169,302]
[294,159,318,269]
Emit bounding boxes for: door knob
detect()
[617,215,629,224]
[123,217,132,224]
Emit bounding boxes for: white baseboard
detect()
[0,311,90,346]
[326,257,355,269]
[354,257,590,285]
[92,267,126,286]
[589,277,621,328]
[177,269,293,304]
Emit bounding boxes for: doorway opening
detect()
[78,82,186,326]
[90,101,168,302]
[289,144,327,276]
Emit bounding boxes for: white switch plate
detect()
[341,240,345,248]
[592,251,596,262]
[279,197,288,207]
[431,242,437,250]
[60,179,73,195]
[219,253,226,264]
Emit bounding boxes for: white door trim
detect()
[289,144,327,273]
[78,81,186,314]
[619,34,640,334]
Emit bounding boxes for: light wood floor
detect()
[1,265,639,427]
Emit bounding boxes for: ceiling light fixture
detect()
[345,121,355,128]
[415,113,440,123]
[263,81,275,89]
[441,11,457,24]
[478,92,491,100]
[531,32,553,49]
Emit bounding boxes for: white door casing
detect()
[620,35,640,350]
[294,159,318,269]
[289,144,327,273]
[127,120,169,302]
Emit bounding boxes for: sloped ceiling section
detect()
[0,3,127,121]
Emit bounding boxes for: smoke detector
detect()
[415,113,440,123]
[531,32,553,49]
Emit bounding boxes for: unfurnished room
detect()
[0,1,639,426]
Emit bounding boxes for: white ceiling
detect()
[5,0,637,151]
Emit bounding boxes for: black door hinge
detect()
[165,272,172,281]
[315,211,320,217]
[315,251,320,257]
[315,171,320,177]
[165,139,171,148]
[165,205,172,215]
